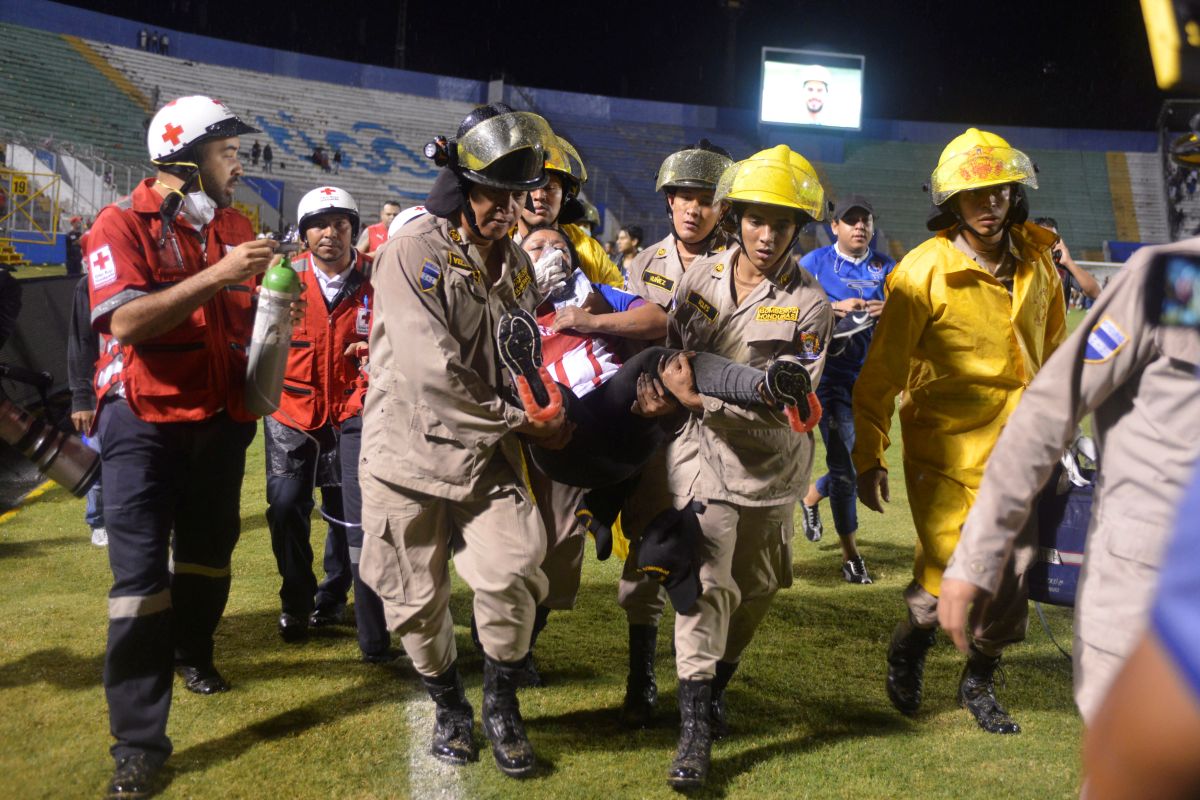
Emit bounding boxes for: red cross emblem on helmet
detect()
[161,123,184,147]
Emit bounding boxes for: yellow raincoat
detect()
[851,222,1067,594]
[562,222,624,288]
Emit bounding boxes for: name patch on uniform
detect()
[800,331,823,358]
[89,245,117,289]
[687,291,718,323]
[642,270,675,292]
[513,264,532,297]
[419,260,441,292]
[1084,316,1127,363]
[756,306,800,322]
[447,251,471,271]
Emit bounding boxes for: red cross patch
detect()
[161,123,184,146]
[320,187,337,196]
[89,245,118,289]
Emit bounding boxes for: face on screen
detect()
[804,80,827,113]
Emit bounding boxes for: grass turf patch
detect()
[0,404,1082,798]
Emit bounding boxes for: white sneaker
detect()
[91,527,108,547]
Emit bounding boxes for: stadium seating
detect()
[0,19,1169,257]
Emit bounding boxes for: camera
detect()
[0,364,99,497]
[1148,252,1200,328]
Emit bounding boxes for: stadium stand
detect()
[0,7,1169,258]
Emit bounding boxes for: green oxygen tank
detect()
[245,254,301,416]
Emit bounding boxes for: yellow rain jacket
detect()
[562,222,624,288]
[851,222,1067,595]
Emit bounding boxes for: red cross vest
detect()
[272,250,373,431]
[87,179,258,423]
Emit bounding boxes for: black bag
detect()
[1028,442,1097,608]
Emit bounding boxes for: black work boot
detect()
[709,660,739,740]
[957,647,1021,735]
[885,617,938,716]
[620,624,659,728]
[482,655,537,778]
[668,679,714,791]
[105,752,162,799]
[420,663,477,765]
[519,605,551,688]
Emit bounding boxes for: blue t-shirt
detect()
[593,282,643,313]
[1152,462,1200,701]
[799,244,895,383]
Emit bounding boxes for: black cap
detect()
[833,194,874,221]
[636,504,703,614]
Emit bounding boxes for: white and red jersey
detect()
[536,308,622,398]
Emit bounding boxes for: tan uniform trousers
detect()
[1073,636,1125,723]
[536,475,588,611]
[616,449,672,625]
[676,500,794,680]
[903,537,1030,659]
[359,459,549,677]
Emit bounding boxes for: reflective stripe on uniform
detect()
[348,545,362,565]
[168,553,232,578]
[108,589,171,619]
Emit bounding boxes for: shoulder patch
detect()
[1084,316,1128,363]
[642,270,675,292]
[88,245,118,289]
[513,264,532,297]
[686,291,718,323]
[419,260,441,293]
[655,247,668,258]
[755,306,799,322]
[799,330,823,359]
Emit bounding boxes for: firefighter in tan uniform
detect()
[938,240,1200,723]
[358,104,568,779]
[654,145,832,790]
[852,129,1067,735]
[617,141,735,729]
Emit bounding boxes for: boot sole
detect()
[497,310,549,408]
[765,356,812,408]
[494,757,536,778]
[667,775,705,792]
[431,749,475,766]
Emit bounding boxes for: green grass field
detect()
[0,392,1086,799]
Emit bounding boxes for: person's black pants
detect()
[263,417,351,618]
[337,414,391,656]
[530,346,762,489]
[98,399,255,763]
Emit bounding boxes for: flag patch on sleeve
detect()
[1084,316,1127,363]
[419,261,441,292]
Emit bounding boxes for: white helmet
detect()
[147,95,258,164]
[798,64,833,87]
[298,186,360,239]
[388,205,427,239]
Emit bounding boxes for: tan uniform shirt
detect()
[668,246,833,507]
[361,214,540,501]
[948,240,1200,659]
[626,233,728,309]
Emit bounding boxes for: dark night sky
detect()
[63,0,1170,131]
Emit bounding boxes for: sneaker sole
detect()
[764,357,813,408]
[497,310,549,408]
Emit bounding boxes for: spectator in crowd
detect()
[333,148,342,174]
[938,239,1200,726]
[65,216,84,276]
[160,33,170,56]
[853,128,1066,735]
[263,143,273,172]
[67,276,106,546]
[251,140,261,167]
[798,194,895,584]
[1035,216,1100,308]
[149,31,160,53]
[355,200,401,255]
[137,29,148,50]
[614,224,643,283]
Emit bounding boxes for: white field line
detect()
[405,692,469,800]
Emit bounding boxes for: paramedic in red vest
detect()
[86,95,275,798]
[267,186,372,645]
[355,199,401,255]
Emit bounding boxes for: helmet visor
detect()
[457,111,555,177]
[545,136,587,185]
[656,149,734,192]
[715,159,825,221]
[930,145,1037,205]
